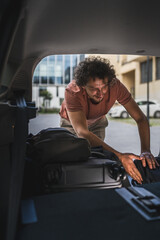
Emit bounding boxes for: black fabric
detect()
[22,158,44,197]
[132,157,160,185]
[141,182,160,197]
[26,127,91,164]
[17,184,160,240]
[90,146,120,162]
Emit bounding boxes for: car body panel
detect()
[1,0,160,100]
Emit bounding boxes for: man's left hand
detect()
[140,152,159,169]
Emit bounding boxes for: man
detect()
[60,56,158,184]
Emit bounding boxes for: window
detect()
[40,59,47,84]
[156,57,160,80]
[55,55,63,84]
[33,54,84,86]
[32,54,85,109]
[56,86,59,97]
[41,77,47,84]
[64,55,70,84]
[72,55,78,79]
[149,101,156,105]
[80,54,85,62]
[137,101,155,105]
[48,56,55,84]
[33,65,40,84]
[39,87,47,96]
[140,59,152,83]
[33,76,39,84]
[137,101,147,106]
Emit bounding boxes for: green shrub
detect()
[38,107,60,114]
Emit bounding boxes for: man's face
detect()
[84,77,109,103]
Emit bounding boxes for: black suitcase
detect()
[22,157,129,197]
[43,158,128,193]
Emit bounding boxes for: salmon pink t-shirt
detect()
[59,78,131,126]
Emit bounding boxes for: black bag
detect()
[132,157,160,185]
[26,127,91,164]
[90,146,120,162]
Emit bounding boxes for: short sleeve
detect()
[116,79,132,105]
[65,88,83,112]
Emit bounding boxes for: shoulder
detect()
[65,80,85,105]
[66,80,82,94]
[111,78,131,105]
[65,80,85,111]
[110,78,122,88]
[110,78,129,93]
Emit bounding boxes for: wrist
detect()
[140,151,151,157]
[114,151,123,162]
[141,150,151,154]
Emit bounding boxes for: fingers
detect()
[124,158,143,184]
[155,159,160,167]
[120,153,143,183]
[130,153,147,168]
[146,154,155,169]
[141,158,146,167]
[140,152,159,169]
[130,154,142,161]
[129,167,143,184]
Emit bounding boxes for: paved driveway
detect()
[29,113,160,156]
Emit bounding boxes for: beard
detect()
[89,95,104,104]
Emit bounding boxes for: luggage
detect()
[41,158,127,193]
[23,129,129,197]
[22,156,128,197]
[26,127,91,164]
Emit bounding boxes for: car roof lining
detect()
[6,0,160,61]
[1,0,160,100]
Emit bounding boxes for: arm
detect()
[67,109,143,184]
[124,97,159,169]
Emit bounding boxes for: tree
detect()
[40,89,52,108]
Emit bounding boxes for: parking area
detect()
[29,113,160,156]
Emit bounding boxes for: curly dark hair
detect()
[74,56,116,86]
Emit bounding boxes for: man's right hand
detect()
[118,153,143,184]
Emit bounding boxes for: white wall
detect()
[32,85,66,109]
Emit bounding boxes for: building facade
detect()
[116,55,160,101]
[32,54,85,109]
[32,54,160,109]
